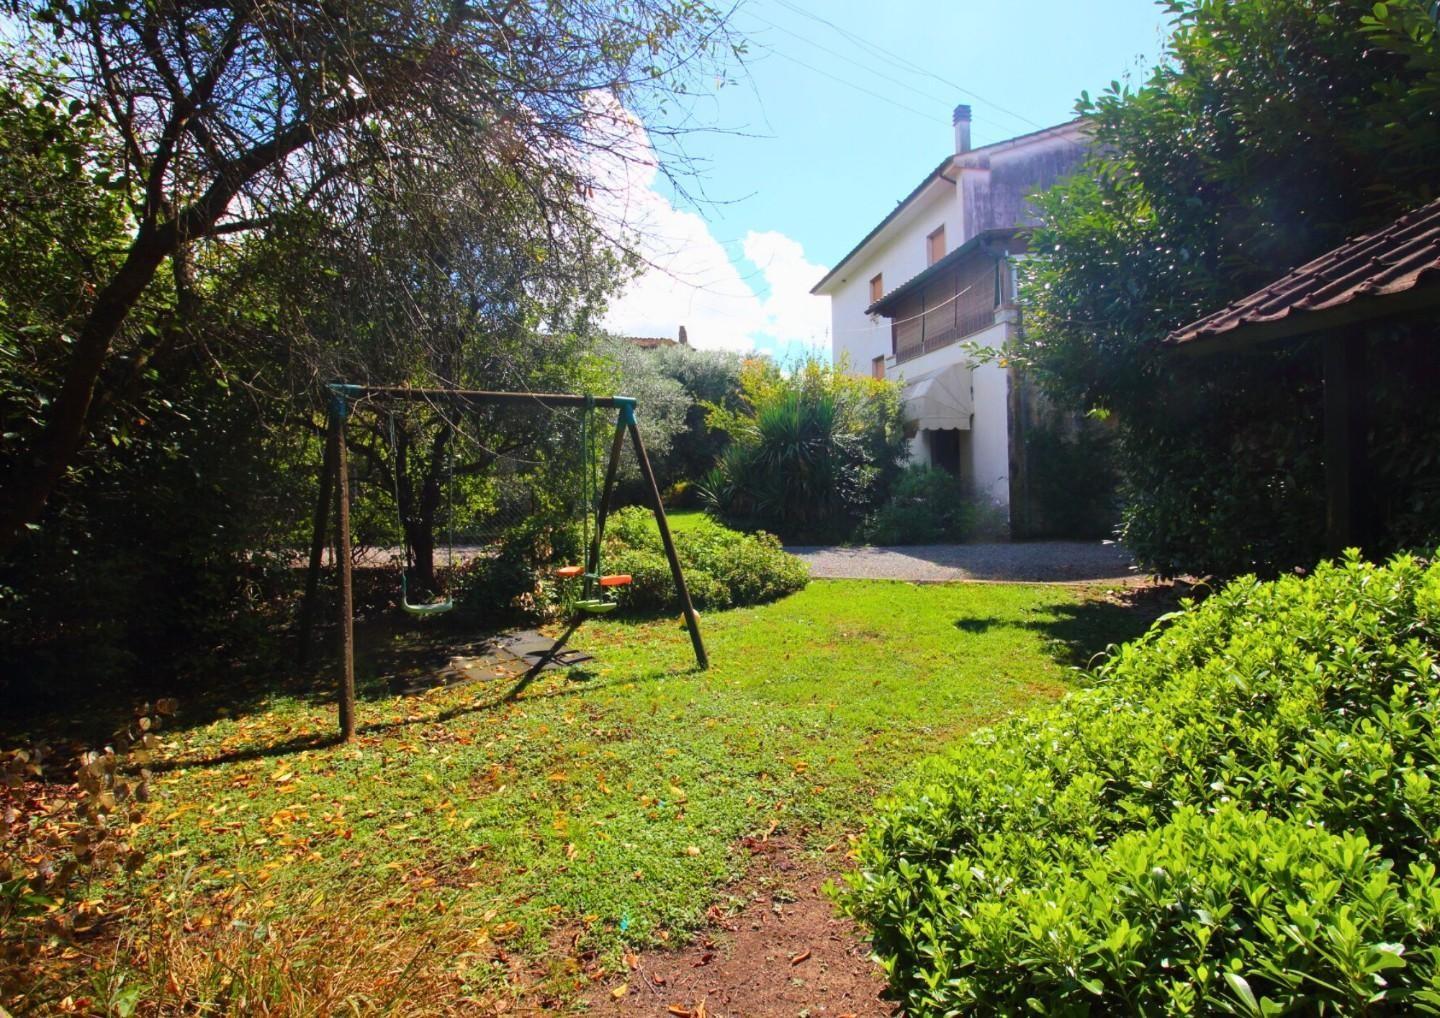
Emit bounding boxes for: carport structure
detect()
[1167,198,1440,555]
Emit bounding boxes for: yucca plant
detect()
[700,358,905,542]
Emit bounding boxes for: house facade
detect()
[811,106,1088,524]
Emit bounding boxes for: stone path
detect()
[786,540,1139,584]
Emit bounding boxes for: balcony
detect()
[866,228,1022,366]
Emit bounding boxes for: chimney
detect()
[678,325,689,347]
[953,104,972,154]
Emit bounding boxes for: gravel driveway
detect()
[786,541,1139,584]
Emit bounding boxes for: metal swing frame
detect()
[296,383,709,741]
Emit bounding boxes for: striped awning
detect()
[900,362,972,431]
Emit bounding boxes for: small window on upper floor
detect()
[871,355,885,380]
[869,273,884,305]
[927,225,946,266]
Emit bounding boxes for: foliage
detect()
[841,551,1440,1014]
[701,357,907,543]
[0,0,739,550]
[1016,0,1440,576]
[456,514,585,622]
[1,579,1136,1012]
[648,344,747,486]
[598,340,746,505]
[599,506,808,611]
[2,699,174,1002]
[0,0,740,692]
[1019,421,1119,539]
[863,467,978,546]
[602,338,692,492]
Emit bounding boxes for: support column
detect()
[297,423,338,667]
[331,397,357,742]
[621,400,708,670]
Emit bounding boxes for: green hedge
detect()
[840,552,1440,1015]
[600,506,808,611]
[863,466,979,545]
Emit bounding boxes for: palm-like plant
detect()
[701,359,905,542]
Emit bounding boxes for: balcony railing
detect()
[892,257,1001,364]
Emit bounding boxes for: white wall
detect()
[822,122,1088,377]
[886,319,1012,507]
[828,184,963,375]
[969,358,1011,507]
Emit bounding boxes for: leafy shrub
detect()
[456,518,582,620]
[701,357,906,543]
[863,467,978,545]
[1014,0,1440,577]
[1020,420,1118,539]
[840,551,1440,1014]
[662,478,698,509]
[601,506,807,611]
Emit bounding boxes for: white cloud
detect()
[583,96,830,356]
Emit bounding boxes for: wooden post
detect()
[627,417,708,670]
[297,425,338,667]
[332,405,358,742]
[1322,330,1368,557]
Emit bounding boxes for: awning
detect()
[901,362,972,430]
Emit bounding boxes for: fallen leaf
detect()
[610,984,629,1000]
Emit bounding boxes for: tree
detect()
[647,343,745,486]
[0,0,736,552]
[1016,0,1440,576]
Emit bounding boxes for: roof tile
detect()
[1168,197,1440,346]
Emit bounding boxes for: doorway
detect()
[927,428,961,477]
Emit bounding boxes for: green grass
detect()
[77,580,1150,1011]
[657,507,709,534]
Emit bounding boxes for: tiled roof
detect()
[1168,197,1440,349]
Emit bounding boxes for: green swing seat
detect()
[388,414,457,618]
[400,574,454,617]
[555,567,631,615]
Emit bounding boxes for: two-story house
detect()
[811,105,1089,527]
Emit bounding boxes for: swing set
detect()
[297,383,709,741]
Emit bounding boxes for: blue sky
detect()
[599,0,1174,356]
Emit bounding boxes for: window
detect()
[927,225,946,265]
[871,355,885,380]
[869,273,884,304]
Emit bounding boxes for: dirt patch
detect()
[585,836,895,1018]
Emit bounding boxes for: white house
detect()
[811,105,1089,528]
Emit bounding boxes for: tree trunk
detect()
[0,225,170,553]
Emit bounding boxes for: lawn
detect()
[23,580,1152,1014]
[657,507,710,534]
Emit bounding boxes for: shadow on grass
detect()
[152,651,699,773]
[955,586,1184,669]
